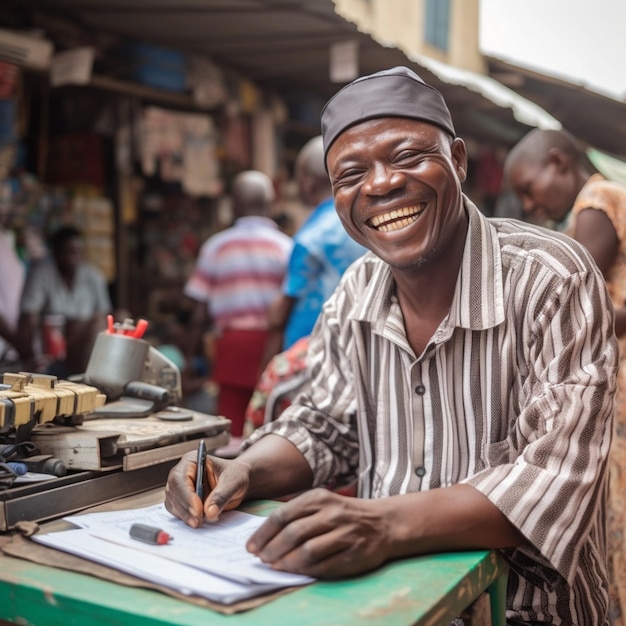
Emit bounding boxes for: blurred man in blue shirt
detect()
[262,136,365,366]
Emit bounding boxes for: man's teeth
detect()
[370,205,424,232]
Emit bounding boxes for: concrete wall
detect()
[333,0,486,73]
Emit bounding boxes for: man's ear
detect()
[451,138,468,182]
[547,147,571,173]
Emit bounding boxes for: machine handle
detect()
[123,381,170,406]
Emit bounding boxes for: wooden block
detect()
[77,388,97,414]
[62,382,87,414]
[64,382,99,415]
[95,393,107,408]
[44,395,59,421]
[53,386,77,416]
[3,372,31,391]
[12,396,32,425]
[0,390,32,426]
[55,381,79,413]
[25,386,45,421]
[27,373,58,389]
[0,390,28,402]
[83,388,100,414]
[25,385,58,422]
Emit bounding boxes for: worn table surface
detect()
[0,499,508,626]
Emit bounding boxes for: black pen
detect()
[195,439,206,500]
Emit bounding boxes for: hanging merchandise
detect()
[139,107,183,181]
[222,114,251,170]
[181,113,223,197]
[186,55,227,110]
[139,106,221,197]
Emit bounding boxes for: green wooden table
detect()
[0,501,509,626]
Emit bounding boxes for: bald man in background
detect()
[506,129,626,625]
[184,170,293,437]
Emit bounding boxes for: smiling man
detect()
[165,67,618,625]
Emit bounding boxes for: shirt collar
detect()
[349,197,505,333]
[233,215,279,229]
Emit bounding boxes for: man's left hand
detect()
[246,487,392,578]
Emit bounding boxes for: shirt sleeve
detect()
[463,264,617,584]
[282,241,321,299]
[183,241,215,304]
[572,176,626,244]
[244,291,360,489]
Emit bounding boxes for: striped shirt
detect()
[184,216,293,331]
[246,200,618,624]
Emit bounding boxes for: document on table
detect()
[32,503,314,604]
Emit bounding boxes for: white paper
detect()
[34,529,276,604]
[33,503,313,604]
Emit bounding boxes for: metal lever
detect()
[123,381,171,412]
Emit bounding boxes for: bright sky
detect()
[479,0,626,101]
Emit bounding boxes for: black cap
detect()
[321,66,455,161]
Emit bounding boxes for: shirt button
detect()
[415,384,426,395]
[414,466,426,477]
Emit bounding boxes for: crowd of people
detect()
[1,63,625,625]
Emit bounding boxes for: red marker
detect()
[129,523,172,545]
[107,314,114,334]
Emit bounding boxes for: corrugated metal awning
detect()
[487,56,626,159]
[5,0,558,148]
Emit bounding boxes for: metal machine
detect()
[0,318,230,531]
[80,322,183,417]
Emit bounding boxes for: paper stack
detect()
[32,503,313,604]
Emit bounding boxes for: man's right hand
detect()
[164,450,251,528]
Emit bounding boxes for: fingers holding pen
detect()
[165,449,251,525]
[203,457,251,521]
[164,450,204,528]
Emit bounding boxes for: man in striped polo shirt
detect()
[184,170,292,438]
[168,68,617,625]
